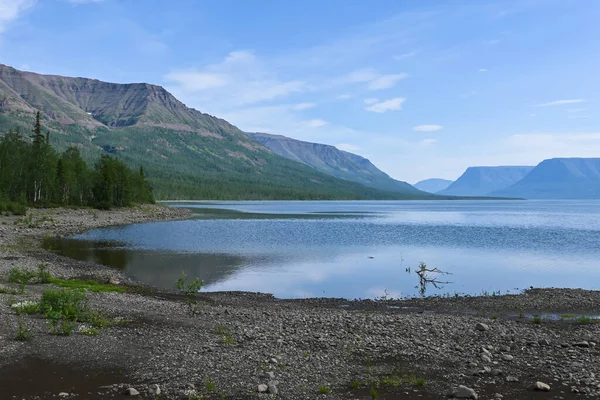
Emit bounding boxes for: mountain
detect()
[246,132,425,196]
[0,64,428,200]
[438,166,534,196]
[490,158,600,199]
[413,178,453,193]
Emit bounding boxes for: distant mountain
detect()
[413,178,453,193]
[0,64,432,200]
[490,158,600,199]
[246,132,426,196]
[438,166,534,196]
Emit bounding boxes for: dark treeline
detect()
[0,112,153,214]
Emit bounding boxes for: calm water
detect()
[50,200,600,299]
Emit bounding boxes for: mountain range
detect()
[246,132,426,196]
[413,178,453,193]
[438,166,534,197]
[0,64,427,200]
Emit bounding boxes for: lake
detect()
[49,200,600,299]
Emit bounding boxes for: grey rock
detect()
[58,394,69,398]
[481,354,491,363]
[265,371,275,380]
[494,394,503,399]
[502,354,514,361]
[538,339,550,346]
[123,388,140,396]
[149,384,161,396]
[475,323,489,332]
[506,376,520,382]
[267,381,278,395]
[534,382,551,392]
[574,341,590,348]
[258,384,268,393]
[455,385,478,399]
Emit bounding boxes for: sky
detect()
[0,0,599,183]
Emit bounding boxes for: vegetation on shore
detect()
[0,112,153,214]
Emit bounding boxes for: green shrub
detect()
[39,288,88,321]
[15,316,33,341]
[49,318,76,336]
[10,300,39,315]
[318,385,331,394]
[8,267,37,284]
[0,200,27,216]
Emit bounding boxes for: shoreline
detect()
[1,206,599,399]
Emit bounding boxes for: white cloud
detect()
[478,68,488,72]
[0,0,34,33]
[419,138,438,146]
[164,71,228,91]
[535,99,585,107]
[364,98,379,105]
[292,102,316,110]
[365,97,405,113]
[345,68,380,83]
[393,51,417,60]
[505,132,600,155]
[367,73,408,90]
[413,124,443,132]
[306,119,328,128]
[336,143,361,153]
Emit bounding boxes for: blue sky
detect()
[1,0,599,183]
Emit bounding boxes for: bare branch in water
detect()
[415,262,452,296]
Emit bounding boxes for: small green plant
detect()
[15,316,33,341]
[78,324,100,336]
[491,314,498,320]
[303,351,310,358]
[560,313,577,320]
[48,278,125,293]
[0,286,22,295]
[8,267,36,284]
[370,385,379,399]
[221,331,235,345]
[318,385,331,394]
[176,271,204,316]
[37,264,51,283]
[533,316,542,324]
[205,379,216,392]
[350,380,361,389]
[49,318,76,336]
[10,300,39,315]
[415,378,425,386]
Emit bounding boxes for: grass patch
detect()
[318,385,331,394]
[0,286,23,295]
[350,380,361,389]
[8,267,37,284]
[205,379,216,392]
[533,316,542,324]
[576,316,595,325]
[10,300,39,315]
[560,313,577,319]
[48,278,125,293]
[15,316,33,341]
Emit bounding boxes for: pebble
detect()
[506,376,520,382]
[454,385,478,399]
[58,393,69,398]
[574,341,590,348]
[148,384,161,395]
[475,323,489,332]
[534,381,551,391]
[123,388,140,396]
[267,381,278,395]
[258,384,268,393]
[502,354,514,361]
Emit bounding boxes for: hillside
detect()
[438,166,534,196]
[413,178,453,193]
[246,132,425,196]
[490,158,600,199]
[0,64,428,200]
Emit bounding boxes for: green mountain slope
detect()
[246,132,426,196]
[0,64,431,200]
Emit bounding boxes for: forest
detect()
[0,113,153,215]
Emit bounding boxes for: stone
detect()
[475,323,489,332]
[506,376,520,382]
[258,384,268,393]
[267,382,278,395]
[534,382,551,392]
[123,388,140,396]
[149,384,161,396]
[492,369,503,376]
[502,354,514,361]
[574,341,590,348]
[264,371,275,380]
[481,354,491,363]
[494,394,503,399]
[58,393,69,398]
[539,339,551,346]
[455,385,478,399]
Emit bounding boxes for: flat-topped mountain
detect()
[246,132,425,196]
[490,158,600,199]
[413,178,453,193]
[438,166,534,197]
[0,64,426,200]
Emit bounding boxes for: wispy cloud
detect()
[367,73,408,90]
[292,102,316,111]
[0,0,34,33]
[364,98,379,105]
[535,99,585,107]
[306,119,328,128]
[336,143,361,153]
[413,124,443,132]
[165,71,228,91]
[478,68,488,72]
[365,97,405,113]
[67,0,105,4]
[393,51,418,61]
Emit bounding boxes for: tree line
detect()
[0,112,153,214]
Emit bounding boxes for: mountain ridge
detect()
[246,132,425,195]
[438,166,534,197]
[413,178,453,193]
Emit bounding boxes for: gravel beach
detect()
[1,206,599,399]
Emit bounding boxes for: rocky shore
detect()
[0,206,599,399]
